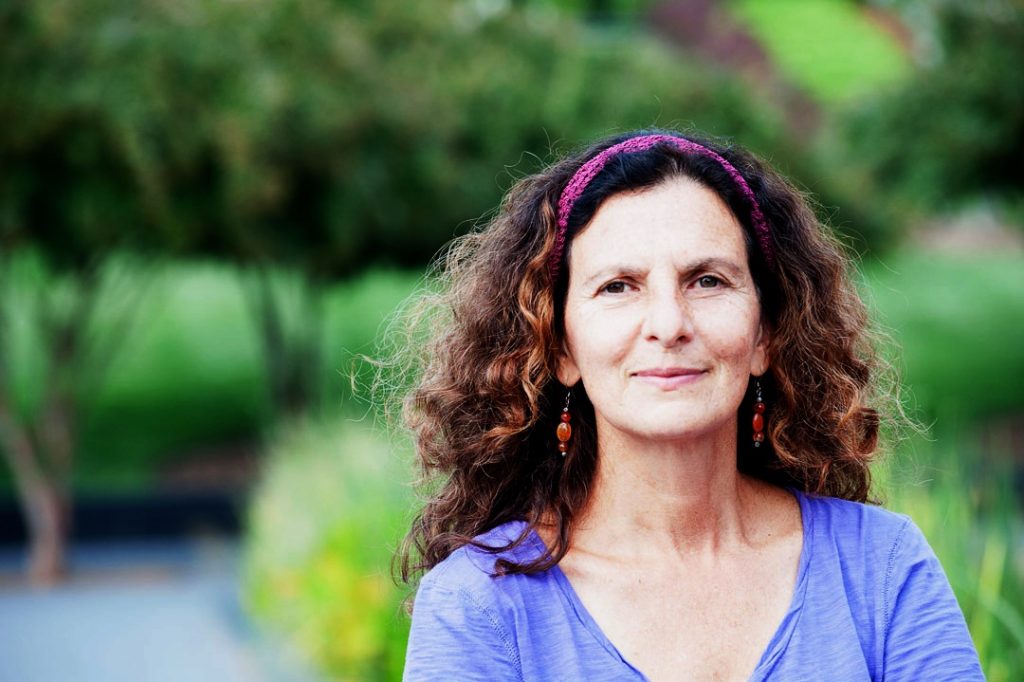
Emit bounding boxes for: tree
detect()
[0,252,146,583]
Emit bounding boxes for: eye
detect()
[599,280,631,294]
[696,275,722,289]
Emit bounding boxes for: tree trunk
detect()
[24,480,68,586]
[244,267,325,418]
[0,408,69,585]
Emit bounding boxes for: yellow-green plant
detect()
[244,417,413,680]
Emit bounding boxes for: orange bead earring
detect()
[556,391,572,457]
[752,379,766,448]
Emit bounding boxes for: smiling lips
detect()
[632,367,706,389]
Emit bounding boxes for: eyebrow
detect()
[580,257,745,288]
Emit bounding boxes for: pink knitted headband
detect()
[549,134,775,281]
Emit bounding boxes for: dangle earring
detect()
[752,379,766,448]
[556,391,572,457]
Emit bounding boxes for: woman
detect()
[397,131,982,680]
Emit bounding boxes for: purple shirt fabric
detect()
[403,489,983,681]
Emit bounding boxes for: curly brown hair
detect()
[392,129,894,586]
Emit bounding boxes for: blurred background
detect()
[0,0,1022,679]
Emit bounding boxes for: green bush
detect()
[0,250,246,490]
[836,1,1024,216]
[243,417,413,681]
[321,269,421,413]
[866,248,1024,678]
[81,263,419,484]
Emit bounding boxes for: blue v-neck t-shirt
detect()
[403,489,983,681]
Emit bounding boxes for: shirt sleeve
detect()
[882,518,984,681]
[403,572,523,682]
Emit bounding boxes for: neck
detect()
[570,419,761,561]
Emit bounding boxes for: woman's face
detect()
[557,176,769,446]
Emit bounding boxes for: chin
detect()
[607,417,732,444]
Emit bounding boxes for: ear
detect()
[556,342,581,387]
[750,321,771,377]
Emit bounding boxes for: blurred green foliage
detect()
[244,417,413,681]
[321,269,423,410]
[0,0,787,274]
[838,0,1024,215]
[0,260,417,490]
[861,251,1024,421]
[525,0,661,21]
[725,0,1024,246]
[0,249,157,495]
[80,261,269,484]
[878,430,1024,681]
[2,0,1019,260]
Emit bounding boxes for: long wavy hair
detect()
[391,129,896,586]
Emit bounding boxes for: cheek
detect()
[697,303,762,362]
[565,307,634,372]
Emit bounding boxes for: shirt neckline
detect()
[529,487,813,682]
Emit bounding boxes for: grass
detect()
[877,428,1024,680]
[863,249,1024,679]
[731,0,910,104]
[79,262,269,484]
[860,250,1024,421]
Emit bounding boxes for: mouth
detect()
[631,367,707,389]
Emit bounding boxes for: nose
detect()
[641,283,694,347]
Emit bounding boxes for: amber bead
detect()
[558,441,568,453]
[754,401,766,414]
[560,411,571,423]
[556,422,572,442]
[752,413,764,432]
[753,431,765,442]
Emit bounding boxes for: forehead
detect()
[567,177,748,273]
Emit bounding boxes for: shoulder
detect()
[795,491,975,638]
[793,494,983,678]
[415,520,551,618]
[419,520,542,593]
[406,521,545,680]
[795,490,925,619]
[796,489,914,559]
[772,491,981,679]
